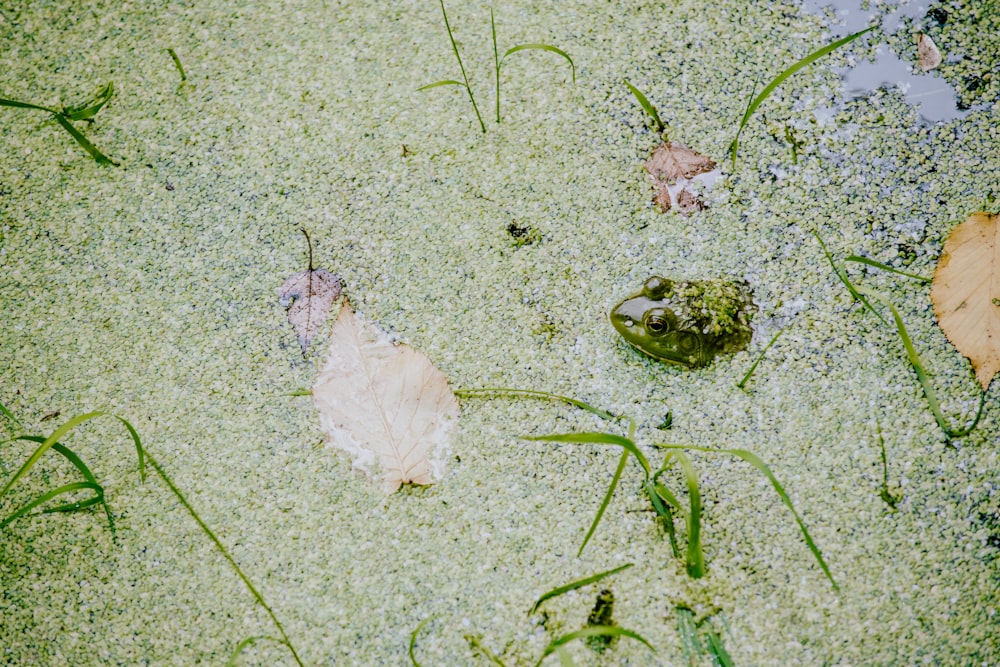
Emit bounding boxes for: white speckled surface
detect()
[1,1,998,665]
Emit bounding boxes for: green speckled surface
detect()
[1,1,998,665]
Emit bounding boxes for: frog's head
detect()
[609,276,709,367]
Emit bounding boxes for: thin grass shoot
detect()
[408,618,432,667]
[844,255,931,283]
[623,80,666,136]
[419,0,486,132]
[737,325,786,390]
[530,563,633,614]
[167,48,187,82]
[729,26,876,167]
[875,416,900,509]
[535,626,654,666]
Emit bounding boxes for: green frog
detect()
[610,276,755,367]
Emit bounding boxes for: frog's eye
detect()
[643,308,677,336]
[642,276,673,299]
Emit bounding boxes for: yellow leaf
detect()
[312,300,460,493]
[930,212,1000,390]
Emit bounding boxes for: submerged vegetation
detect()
[420,0,574,131]
[0,82,118,165]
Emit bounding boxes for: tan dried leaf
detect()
[917,33,942,72]
[930,212,1000,390]
[645,141,716,182]
[312,300,460,493]
[278,268,342,354]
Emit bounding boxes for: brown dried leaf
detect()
[278,268,342,354]
[645,141,716,182]
[675,188,706,214]
[930,212,1000,390]
[312,300,460,494]
[917,33,942,72]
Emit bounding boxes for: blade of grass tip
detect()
[465,635,508,667]
[0,400,23,431]
[844,256,931,283]
[502,44,575,84]
[63,82,114,120]
[111,415,145,481]
[623,80,665,135]
[738,325,786,390]
[455,388,619,422]
[675,607,703,662]
[1,481,102,529]
[523,431,651,474]
[875,414,899,509]
[0,97,59,114]
[226,635,288,667]
[409,618,432,667]
[167,49,187,82]
[145,452,305,666]
[813,230,887,325]
[728,76,758,168]
[49,441,115,531]
[578,449,628,556]
[491,8,500,123]
[671,450,704,578]
[52,114,118,165]
[1,411,108,497]
[703,626,735,667]
[529,563,633,614]
[435,0,485,132]
[536,626,654,665]
[729,26,875,167]
[657,444,838,589]
[417,79,468,91]
[856,286,986,438]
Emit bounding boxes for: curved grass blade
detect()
[655,444,838,589]
[466,635,508,666]
[671,450,704,578]
[0,400,22,434]
[729,26,876,167]
[814,231,887,325]
[63,82,114,120]
[523,431,650,474]
[52,114,118,165]
[226,635,290,667]
[530,563,633,614]
[146,453,304,666]
[738,325,786,390]
[623,80,665,135]
[845,256,930,283]
[502,44,575,83]
[1,480,102,529]
[417,79,467,91]
[856,286,986,438]
[167,49,187,82]
[409,618,432,667]
[535,626,654,666]
[455,388,619,422]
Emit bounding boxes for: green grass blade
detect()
[655,444,838,589]
[844,256,930,283]
[729,26,875,167]
[671,450,704,578]
[814,231,887,325]
[409,618,432,667]
[226,635,288,667]
[536,626,654,665]
[502,44,575,84]
[0,97,57,113]
[738,325,786,390]
[529,563,633,614]
[1,480,102,528]
[1,411,108,497]
[434,0,485,132]
[466,635,508,666]
[417,79,467,91]
[492,8,501,123]
[63,81,114,120]
[623,80,665,135]
[146,453,305,666]
[455,388,619,421]
[704,626,734,667]
[580,449,627,556]
[167,48,187,82]
[523,431,650,474]
[676,607,703,661]
[0,400,22,432]
[48,441,115,530]
[111,415,145,481]
[51,113,118,165]
[856,286,986,438]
